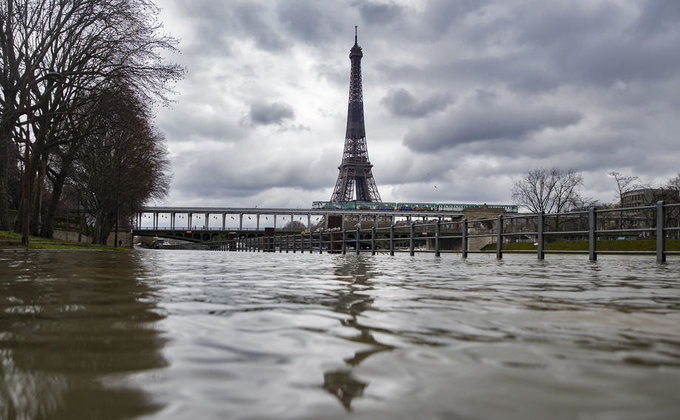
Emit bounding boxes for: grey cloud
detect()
[177,0,286,54]
[357,1,403,24]
[172,148,337,200]
[403,91,581,152]
[249,102,295,126]
[381,88,453,118]
[633,0,680,39]
[415,0,489,42]
[277,0,343,46]
[233,3,287,51]
[158,0,680,208]
[512,2,680,87]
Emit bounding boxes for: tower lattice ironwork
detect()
[330,27,382,203]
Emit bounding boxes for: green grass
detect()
[483,239,680,252]
[0,230,118,250]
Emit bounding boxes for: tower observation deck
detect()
[330,27,382,203]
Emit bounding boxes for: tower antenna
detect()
[355,26,358,44]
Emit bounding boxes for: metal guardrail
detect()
[207,201,678,263]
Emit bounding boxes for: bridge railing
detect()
[209,201,679,262]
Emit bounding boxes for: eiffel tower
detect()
[330,27,382,203]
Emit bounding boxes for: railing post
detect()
[657,201,666,263]
[330,231,334,253]
[537,212,545,260]
[589,207,597,262]
[435,219,441,257]
[389,224,395,256]
[342,229,347,254]
[462,219,468,259]
[371,227,376,255]
[309,232,313,254]
[356,227,360,254]
[410,222,415,256]
[319,231,323,254]
[293,234,296,253]
[496,215,503,259]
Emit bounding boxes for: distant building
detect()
[621,188,679,207]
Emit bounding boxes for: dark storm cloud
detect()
[172,148,337,200]
[507,1,680,88]
[403,90,581,152]
[381,88,453,118]
[175,0,286,53]
[276,0,344,46]
[414,0,489,41]
[634,0,680,37]
[248,102,295,126]
[157,0,680,207]
[356,1,403,24]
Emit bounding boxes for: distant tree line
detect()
[0,0,182,244]
[512,167,680,213]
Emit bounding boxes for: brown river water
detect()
[1,250,679,419]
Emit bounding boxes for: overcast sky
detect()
[154,0,680,209]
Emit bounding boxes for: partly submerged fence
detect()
[214,201,679,263]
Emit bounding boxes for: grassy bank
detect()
[0,230,117,250]
[483,239,680,252]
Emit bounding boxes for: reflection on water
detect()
[0,251,166,419]
[1,250,679,419]
[322,256,393,410]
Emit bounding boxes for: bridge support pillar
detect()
[356,227,360,254]
[410,222,415,256]
[389,224,394,256]
[496,215,503,259]
[435,220,441,257]
[657,201,666,263]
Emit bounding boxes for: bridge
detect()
[133,206,465,243]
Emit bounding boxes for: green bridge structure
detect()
[133,206,465,244]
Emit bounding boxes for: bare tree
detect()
[608,171,639,206]
[667,173,680,193]
[283,220,307,232]
[0,0,182,237]
[70,83,169,244]
[512,167,584,214]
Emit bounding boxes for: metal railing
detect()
[209,201,679,263]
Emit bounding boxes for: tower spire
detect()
[330,28,381,203]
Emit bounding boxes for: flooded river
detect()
[1,250,679,419]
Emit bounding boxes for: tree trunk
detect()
[93,209,114,245]
[30,152,48,236]
[0,122,10,230]
[41,168,68,238]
